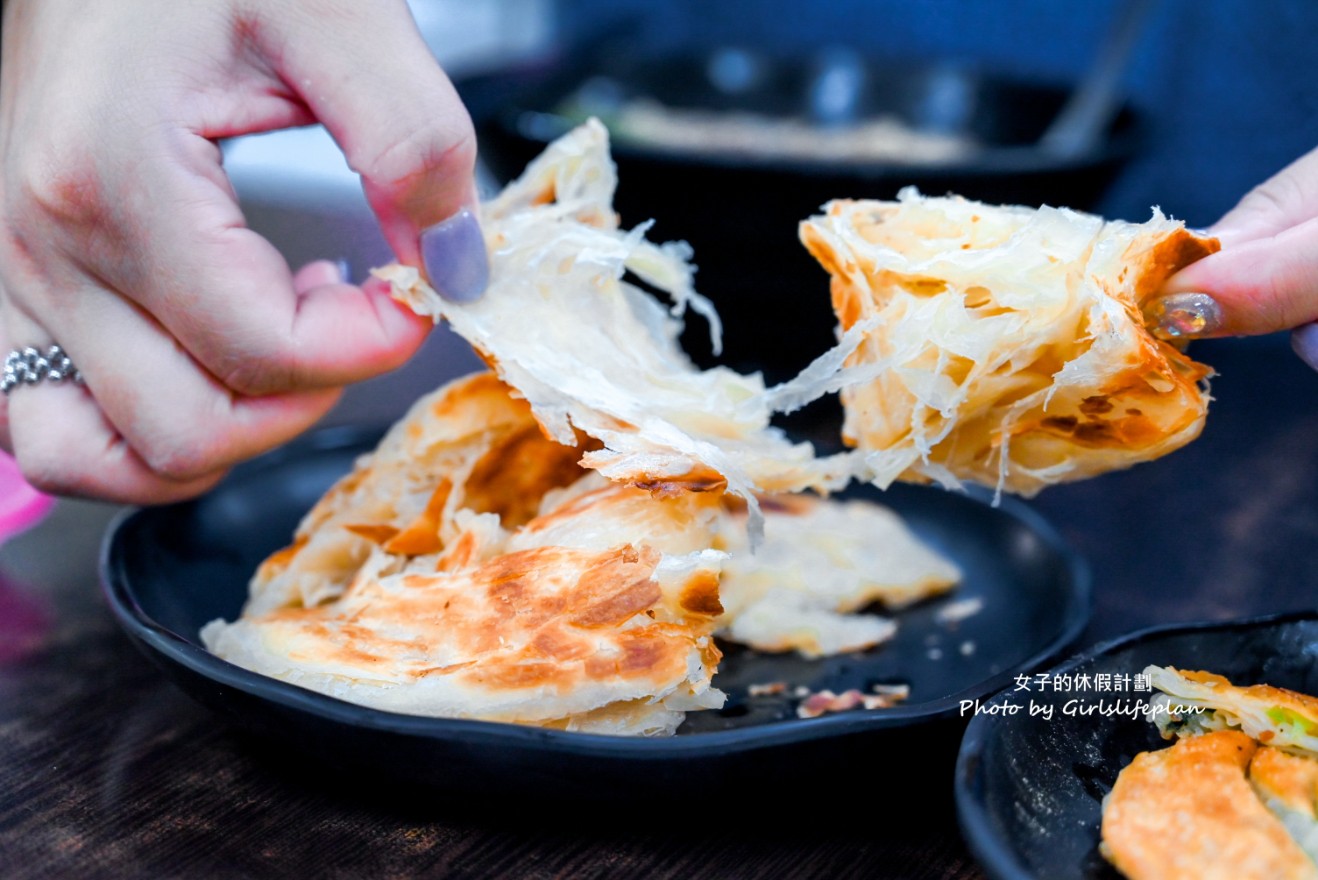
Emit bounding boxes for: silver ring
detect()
[2,345,83,394]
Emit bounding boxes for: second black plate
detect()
[956,611,1318,880]
[101,426,1088,802]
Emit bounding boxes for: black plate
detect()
[956,611,1318,880]
[101,426,1088,802]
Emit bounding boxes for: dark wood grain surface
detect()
[2,334,1315,880]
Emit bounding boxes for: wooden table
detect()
[3,334,1316,879]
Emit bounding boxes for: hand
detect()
[0,0,486,503]
[1154,146,1318,367]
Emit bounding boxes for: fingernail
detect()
[1292,323,1318,373]
[1143,293,1224,339]
[335,259,351,283]
[420,208,489,303]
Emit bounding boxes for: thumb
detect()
[270,0,488,302]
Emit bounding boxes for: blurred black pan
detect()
[455,48,1144,382]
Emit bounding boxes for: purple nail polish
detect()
[1292,323,1318,373]
[335,259,351,283]
[420,208,489,303]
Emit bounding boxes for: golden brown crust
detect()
[1132,229,1222,307]
[381,479,453,556]
[1233,686,1318,731]
[221,474,728,729]
[462,424,600,529]
[1252,746,1318,819]
[258,543,702,700]
[1166,667,1318,745]
[678,571,725,617]
[1101,730,1318,880]
[633,466,730,498]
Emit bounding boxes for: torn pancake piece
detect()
[800,189,1218,497]
[714,493,961,658]
[1100,730,1318,880]
[204,371,728,735]
[1146,665,1318,754]
[376,119,857,535]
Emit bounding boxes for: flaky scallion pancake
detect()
[376,119,864,538]
[1100,730,1318,880]
[713,494,961,658]
[1251,746,1318,864]
[203,372,729,735]
[799,189,1218,497]
[1146,666,1318,754]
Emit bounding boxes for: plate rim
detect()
[954,607,1318,880]
[98,426,1092,758]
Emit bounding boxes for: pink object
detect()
[0,579,51,663]
[0,451,53,542]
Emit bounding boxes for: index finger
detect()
[267,0,480,268]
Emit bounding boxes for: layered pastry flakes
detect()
[800,190,1218,496]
